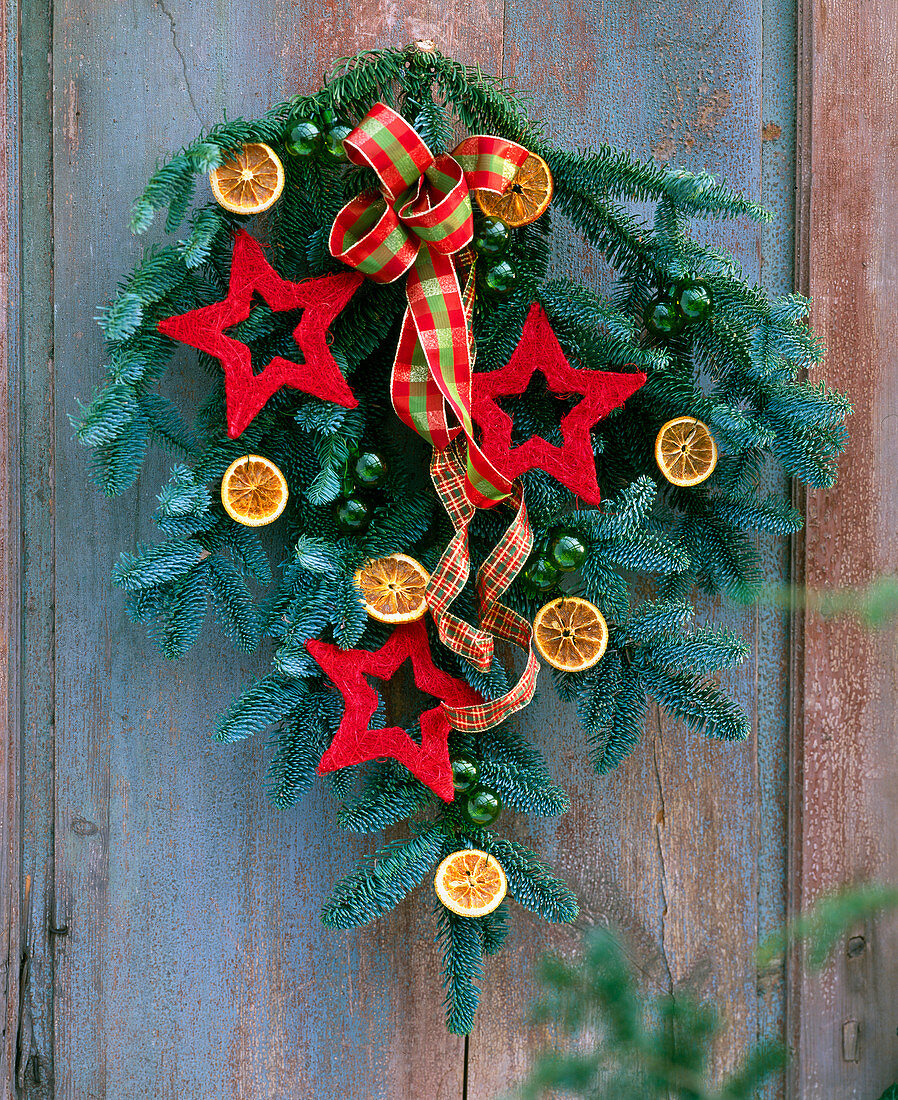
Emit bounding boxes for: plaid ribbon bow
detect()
[329,103,530,507]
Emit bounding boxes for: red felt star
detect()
[307,620,483,802]
[471,303,647,505]
[158,229,364,438]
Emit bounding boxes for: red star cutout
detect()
[306,620,483,802]
[158,229,364,438]
[471,303,647,505]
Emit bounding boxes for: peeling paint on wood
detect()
[1,0,22,1070]
[791,0,898,1095]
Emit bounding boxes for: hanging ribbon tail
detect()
[394,247,514,506]
[428,442,539,733]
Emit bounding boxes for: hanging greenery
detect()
[75,44,849,1033]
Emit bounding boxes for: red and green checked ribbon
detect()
[329,102,530,508]
[428,442,540,733]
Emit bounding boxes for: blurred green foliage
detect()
[512,883,898,1099]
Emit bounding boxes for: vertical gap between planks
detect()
[786,0,812,1089]
[462,1033,470,1100]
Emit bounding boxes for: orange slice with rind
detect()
[355,554,430,624]
[474,151,553,227]
[655,416,718,487]
[210,142,285,215]
[221,454,288,527]
[434,850,508,918]
[533,596,608,673]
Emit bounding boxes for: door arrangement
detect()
[4,3,895,1098]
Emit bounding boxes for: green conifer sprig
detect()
[321,829,444,929]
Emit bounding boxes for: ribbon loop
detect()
[329,102,530,508]
[343,102,434,200]
[397,156,472,254]
[329,192,418,284]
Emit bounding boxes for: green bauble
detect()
[333,495,371,533]
[522,555,560,592]
[473,217,511,256]
[480,259,517,297]
[353,451,388,488]
[644,294,686,337]
[675,278,714,322]
[318,106,338,128]
[324,124,353,160]
[285,120,322,156]
[462,786,502,826]
[549,529,588,572]
[451,756,480,794]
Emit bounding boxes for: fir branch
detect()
[208,556,263,652]
[641,667,750,742]
[479,902,510,956]
[215,674,307,743]
[483,837,578,923]
[321,829,444,929]
[337,761,433,833]
[113,538,206,590]
[592,658,648,773]
[437,906,485,1035]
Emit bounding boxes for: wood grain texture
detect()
[0,0,21,1092]
[791,0,898,1095]
[465,5,786,1097]
[19,0,57,1094]
[50,5,500,1099]
[17,2,796,1097]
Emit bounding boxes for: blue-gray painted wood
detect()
[13,1,794,1096]
[466,6,792,1098]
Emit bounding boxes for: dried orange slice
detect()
[655,416,718,487]
[533,596,608,673]
[355,554,430,624]
[434,850,507,918]
[474,151,553,227]
[221,454,288,526]
[210,142,285,215]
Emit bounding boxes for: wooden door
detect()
[1,1,895,1098]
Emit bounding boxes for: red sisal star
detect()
[307,620,483,801]
[158,229,364,438]
[471,303,647,505]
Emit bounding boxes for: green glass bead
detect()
[473,217,511,256]
[324,124,353,161]
[522,555,560,592]
[353,450,387,488]
[462,786,502,827]
[643,294,686,338]
[549,529,588,572]
[285,120,322,157]
[333,495,371,533]
[318,106,338,128]
[675,278,714,322]
[481,259,517,297]
[451,756,480,794]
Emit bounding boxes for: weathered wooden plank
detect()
[0,0,21,1090]
[466,4,788,1096]
[756,1,799,1093]
[19,0,57,1094]
[791,0,898,1095]
[50,4,501,1098]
